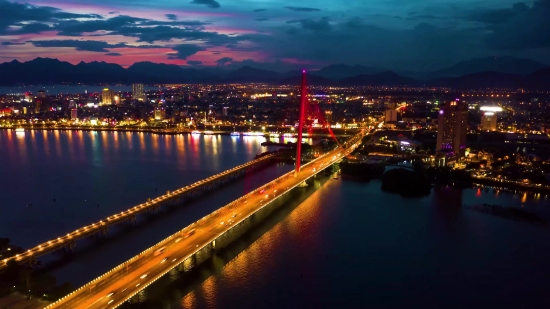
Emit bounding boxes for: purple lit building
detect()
[436,100,468,159]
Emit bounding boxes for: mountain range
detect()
[0,57,549,90]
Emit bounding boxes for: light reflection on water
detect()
[141,179,550,309]
[0,130,271,248]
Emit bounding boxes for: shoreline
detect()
[0,126,357,137]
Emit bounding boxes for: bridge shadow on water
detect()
[118,170,334,309]
[34,162,293,284]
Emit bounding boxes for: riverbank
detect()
[0,126,358,138]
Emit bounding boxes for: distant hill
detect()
[278,74,333,86]
[430,56,548,78]
[338,71,419,87]
[312,64,386,80]
[525,67,550,90]
[427,71,525,89]
[0,57,550,90]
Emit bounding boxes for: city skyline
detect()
[1,0,549,71]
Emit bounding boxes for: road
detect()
[46,131,364,309]
[2,154,273,270]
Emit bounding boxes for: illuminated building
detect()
[24,92,32,102]
[71,108,78,119]
[385,110,397,122]
[154,107,165,120]
[101,88,113,105]
[223,107,229,116]
[324,110,333,123]
[481,112,497,131]
[114,95,120,105]
[132,83,145,100]
[37,90,46,98]
[436,100,468,157]
[34,99,43,113]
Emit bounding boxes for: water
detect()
[0,85,159,95]
[3,130,550,308]
[0,130,302,284]
[128,181,550,309]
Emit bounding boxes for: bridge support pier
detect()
[99,226,109,237]
[27,257,38,268]
[65,240,76,252]
[126,214,137,225]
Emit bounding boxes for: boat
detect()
[15,128,25,132]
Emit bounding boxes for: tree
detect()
[0,238,9,250]
[18,269,32,296]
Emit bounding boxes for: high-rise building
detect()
[34,99,43,113]
[385,110,398,123]
[101,88,113,105]
[132,84,145,100]
[25,92,33,102]
[71,108,78,119]
[223,107,229,116]
[37,90,46,98]
[436,100,468,157]
[324,110,333,123]
[481,112,497,131]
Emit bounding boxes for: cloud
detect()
[289,17,332,32]
[215,57,233,65]
[187,60,203,65]
[27,40,127,52]
[1,42,25,46]
[108,11,119,15]
[105,52,122,56]
[285,6,320,12]
[165,14,177,21]
[168,44,205,59]
[253,9,267,12]
[0,0,100,32]
[462,1,550,50]
[190,0,221,9]
[255,18,269,22]
[26,40,163,52]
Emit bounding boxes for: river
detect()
[2,130,550,308]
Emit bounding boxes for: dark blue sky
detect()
[0,0,548,71]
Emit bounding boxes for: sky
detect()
[0,0,549,71]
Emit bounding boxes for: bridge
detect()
[0,154,275,270]
[44,127,365,309]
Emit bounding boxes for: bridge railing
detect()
[1,154,275,270]
[43,130,365,309]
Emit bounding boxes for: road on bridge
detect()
[47,132,364,309]
[2,154,273,270]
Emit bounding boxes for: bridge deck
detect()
[1,154,274,270]
[44,130,365,309]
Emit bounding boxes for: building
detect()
[71,108,78,119]
[154,107,165,120]
[385,110,398,123]
[34,99,44,113]
[132,84,145,100]
[24,92,33,102]
[324,110,333,123]
[481,112,498,131]
[436,100,468,157]
[37,90,46,98]
[101,88,114,105]
[223,107,229,116]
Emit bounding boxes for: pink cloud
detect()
[31,1,238,19]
